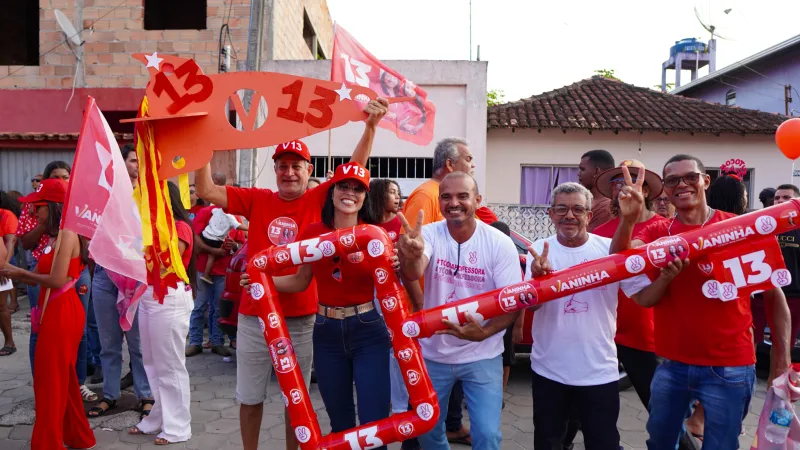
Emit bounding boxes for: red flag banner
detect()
[331,25,436,146]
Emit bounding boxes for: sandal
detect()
[87,398,117,417]
[138,399,155,419]
[0,346,16,356]
[128,426,147,435]
[155,437,173,445]
[9,305,19,314]
[80,385,98,402]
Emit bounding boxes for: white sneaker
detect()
[80,384,98,402]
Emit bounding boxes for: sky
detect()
[327,0,800,103]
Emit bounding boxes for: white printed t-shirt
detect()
[526,234,651,386]
[202,208,241,241]
[421,220,522,365]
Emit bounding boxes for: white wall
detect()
[250,60,488,193]
[487,128,799,205]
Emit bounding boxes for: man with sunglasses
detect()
[525,181,667,449]
[194,98,388,450]
[30,175,42,193]
[611,154,791,449]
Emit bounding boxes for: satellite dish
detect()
[54,9,83,47]
[694,2,739,41]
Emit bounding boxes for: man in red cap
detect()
[194,98,388,450]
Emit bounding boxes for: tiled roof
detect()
[488,76,788,135]
[0,132,134,142]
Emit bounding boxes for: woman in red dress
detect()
[0,178,95,450]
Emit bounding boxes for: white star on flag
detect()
[334,83,352,102]
[145,52,163,70]
[95,142,112,192]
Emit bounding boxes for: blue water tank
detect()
[670,38,707,56]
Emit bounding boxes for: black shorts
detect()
[502,324,516,367]
[201,235,224,248]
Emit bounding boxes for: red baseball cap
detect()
[18,178,68,205]
[273,140,310,162]
[331,162,370,191]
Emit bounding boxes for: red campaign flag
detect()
[331,25,436,146]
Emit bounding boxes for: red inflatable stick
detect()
[400,200,800,340]
[124,53,412,179]
[245,225,439,450]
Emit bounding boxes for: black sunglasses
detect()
[31,178,41,183]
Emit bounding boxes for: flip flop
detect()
[0,346,16,356]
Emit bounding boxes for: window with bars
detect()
[310,157,433,179]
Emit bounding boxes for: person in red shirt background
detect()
[0,192,20,357]
[368,179,403,242]
[611,154,792,449]
[271,162,393,443]
[186,202,246,358]
[193,98,388,450]
[593,159,666,411]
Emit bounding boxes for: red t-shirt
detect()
[379,216,402,244]
[226,182,330,317]
[192,206,246,276]
[300,222,375,308]
[175,221,194,269]
[634,210,755,366]
[0,209,18,236]
[594,214,666,352]
[475,206,499,224]
[189,204,206,222]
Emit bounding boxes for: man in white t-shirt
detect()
[525,182,676,449]
[398,172,522,450]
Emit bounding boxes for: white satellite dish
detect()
[694,1,740,41]
[54,9,83,47]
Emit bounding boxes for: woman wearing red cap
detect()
[0,178,96,450]
[271,162,392,445]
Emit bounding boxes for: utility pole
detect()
[469,0,472,60]
[238,0,268,187]
[786,85,793,116]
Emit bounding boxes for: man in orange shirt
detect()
[195,98,388,450]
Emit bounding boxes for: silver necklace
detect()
[667,207,714,236]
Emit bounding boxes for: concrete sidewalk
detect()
[0,295,767,449]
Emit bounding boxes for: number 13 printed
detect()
[722,250,772,288]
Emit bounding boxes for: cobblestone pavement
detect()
[0,296,767,449]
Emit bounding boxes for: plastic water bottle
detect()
[764,399,793,447]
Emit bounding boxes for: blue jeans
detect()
[417,356,503,450]
[92,266,152,400]
[75,267,90,385]
[27,261,40,374]
[313,309,390,446]
[188,273,227,346]
[646,360,755,450]
[86,294,101,368]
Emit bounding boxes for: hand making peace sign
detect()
[397,210,425,261]
[527,241,552,277]
[617,165,646,221]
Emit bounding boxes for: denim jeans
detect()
[27,260,40,374]
[188,273,227,346]
[86,294,101,368]
[646,360,755,450]
[92,266,152,400]
[389,351,410,414]
[417,356,504,450]
[313,309,391,446]
[75,267,91,385]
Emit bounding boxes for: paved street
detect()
[0,296,767,450]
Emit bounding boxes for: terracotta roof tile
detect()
[488,76,787,135]
[0,132,134,142]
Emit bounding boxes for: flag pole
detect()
[328,22,337,176]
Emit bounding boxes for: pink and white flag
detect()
[63,97,147,330]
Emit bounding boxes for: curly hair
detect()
[707,175,747,215]
[367,179,402,222]
[0,191,21,217]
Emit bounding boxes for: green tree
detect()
[487,89,506,106]
[594,69,620,80]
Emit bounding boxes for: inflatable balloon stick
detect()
[777,118,800,161]
[123,53,413,179]
[245,225,439,449]
[245,200,800,449]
